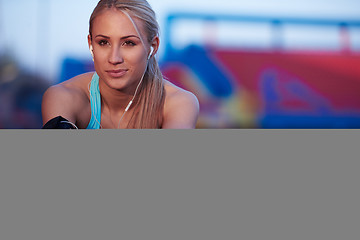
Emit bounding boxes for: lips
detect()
[106,69,128,78]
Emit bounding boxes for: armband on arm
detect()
[42,116,78,129]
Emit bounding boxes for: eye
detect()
[98,40,110,46]
[123,40,136,46]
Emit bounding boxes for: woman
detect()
[42,0,199,129]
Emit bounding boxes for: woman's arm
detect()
[162,87,200,129]
[41,85,79,127]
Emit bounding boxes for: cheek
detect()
[125,51,148,75]
[93,51,108,66]
[96,50,108,58]
[125,48,147,64]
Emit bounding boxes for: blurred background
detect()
[1,0,360,129]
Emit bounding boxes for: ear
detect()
[150,36,160,57]
[87,34,92,49]
[88,35,94,60]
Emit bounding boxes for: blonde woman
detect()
[42,0,199,129]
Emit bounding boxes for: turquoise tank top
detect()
[86,73,101,129]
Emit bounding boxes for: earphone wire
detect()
[60,120,79,129]
[116,64,147,129]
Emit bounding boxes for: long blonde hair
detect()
[89,0,165,128]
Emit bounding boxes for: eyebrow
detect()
[95,34,140,40]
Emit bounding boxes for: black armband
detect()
[42,116,78,129]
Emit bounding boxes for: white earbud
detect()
[90,45,94,60]
[148,46,154,60]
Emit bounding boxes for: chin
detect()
[109,78,138,92]
[109,80,128,90]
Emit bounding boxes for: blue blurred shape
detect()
[260,69,360,128]
[260,115,360,129]
[179,45,233,97]
[59,57,94,83]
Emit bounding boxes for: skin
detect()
[42,8,199,129]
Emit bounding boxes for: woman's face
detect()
[88,8,156,93]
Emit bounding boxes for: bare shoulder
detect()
[164,80,199,108]
[162,80,200,129]
[41,72,93,125]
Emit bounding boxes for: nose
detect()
[108,47,124,65]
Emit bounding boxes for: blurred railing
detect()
[163,12,360,53]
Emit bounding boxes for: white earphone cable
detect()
[60,120,79,129]
[116,65,147,128]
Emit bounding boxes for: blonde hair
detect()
[89,0,165,128]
